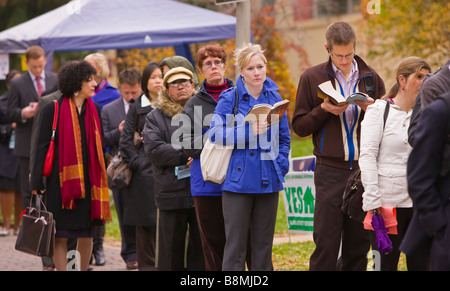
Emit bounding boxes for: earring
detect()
[74,91,79,96]
[401,87,405,91]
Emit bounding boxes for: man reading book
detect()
[291,21,385,271]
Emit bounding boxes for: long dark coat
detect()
[30,97,102,230]
[119,94,156,226]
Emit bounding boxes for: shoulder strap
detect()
[51,100,58,140]
[363,75,375,98]
[383,99,390,130]
[233,88,239,115]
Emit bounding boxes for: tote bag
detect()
[200,89,238,184]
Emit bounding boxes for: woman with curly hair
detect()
[30,60,111,271]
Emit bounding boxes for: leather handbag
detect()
[15,194,55,257]
[200,89,239,184]
[106,152,132,189]
[341,169,365,222]
[341,100,391,222]
[42,100,58,177]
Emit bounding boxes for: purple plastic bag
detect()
[371,214,393,254]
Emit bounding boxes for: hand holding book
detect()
[318,80,370,106]
[243,99,289,135]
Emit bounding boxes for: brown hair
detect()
[119,67,141,86]
[25,45,45,60]
[196,44,227,69]
[385,56,431,99]
[325,22,356,50]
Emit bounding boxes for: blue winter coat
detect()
[208,76,290,194]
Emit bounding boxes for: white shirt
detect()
[123,97,130,114]
[28,71,46,95]
[332,59,359,128]
[359,99,413,211]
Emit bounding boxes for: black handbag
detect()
[15,194,56,257]
[341,169,365,222]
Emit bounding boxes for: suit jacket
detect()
[101,97,127,156]
[29,90,63,172]
[401,92,450,265]
[6,71,57,158]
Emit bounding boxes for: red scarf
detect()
[58,97,111,223]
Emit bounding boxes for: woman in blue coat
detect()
[208,43,290,271]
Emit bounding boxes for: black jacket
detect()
[142,91,192,211]
[119,94,156,225]
[181,78,234,158]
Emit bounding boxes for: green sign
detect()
[282,172,315,233]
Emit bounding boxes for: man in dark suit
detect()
[6,45,57,210]
[404,89,450,271]
[101,68,142,270]
[7,46,57,271]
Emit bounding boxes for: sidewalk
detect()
[0,232,312,271]
[0,234,128,271]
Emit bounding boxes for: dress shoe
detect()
[126,260,138,270]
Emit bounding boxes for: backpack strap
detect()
[363,75,375,99]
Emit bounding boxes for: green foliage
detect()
[0,0,67,31]
[362,0,449,67]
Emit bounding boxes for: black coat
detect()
[119,94,156,226]
[142,91,191,211]
[30,97,103,230]
[402,93,450,270]
[0,94,18,181]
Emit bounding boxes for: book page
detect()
[318,81,346,104]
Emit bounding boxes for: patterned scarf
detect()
[58,97,111,222]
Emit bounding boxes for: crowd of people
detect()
[0,20,449,271]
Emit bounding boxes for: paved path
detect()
[0,232,312,271]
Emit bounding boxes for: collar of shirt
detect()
[123,97,130,114]
[28,70,45,82]
[141,94,152,108]
[331,59,359,95]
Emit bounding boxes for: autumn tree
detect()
[361,0,449,72]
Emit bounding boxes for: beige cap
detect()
[163,67,193,87]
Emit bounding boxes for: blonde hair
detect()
[84,52,110,79]
[385,56,431,99]
[234,43,267,70]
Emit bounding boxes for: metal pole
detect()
[235,0,251,79]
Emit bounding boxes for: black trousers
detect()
[310,164,371,271]
[370,207,430,271]
[157,208,204,271]
[112,186,137,263]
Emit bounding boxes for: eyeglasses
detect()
[330,51,355,60]
[203,60,223,69]
[168,80,191,88]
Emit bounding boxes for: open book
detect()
[318,80,369,106]
[243,99,289,126]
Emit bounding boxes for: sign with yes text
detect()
[282,172,315,233]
